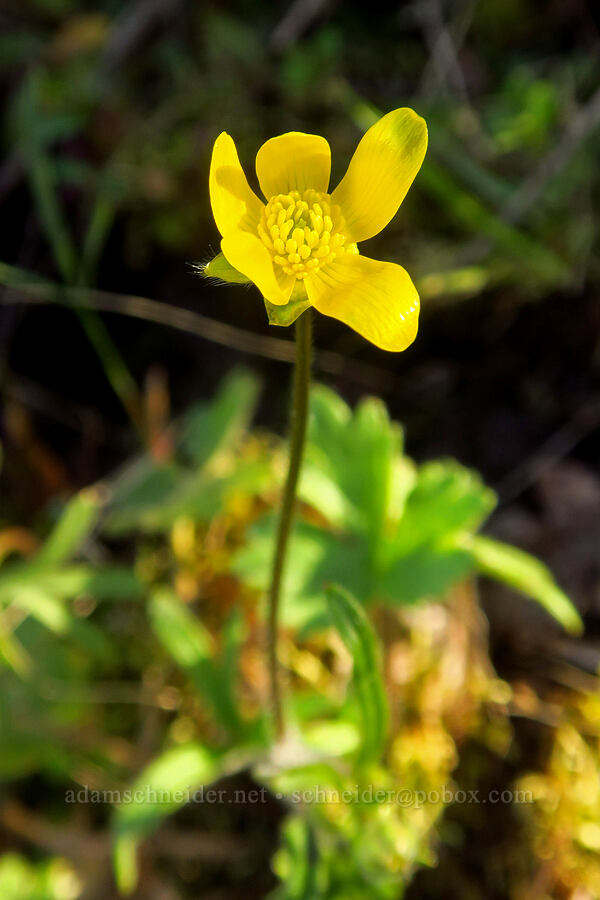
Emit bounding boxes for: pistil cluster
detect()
[258,189,348,279]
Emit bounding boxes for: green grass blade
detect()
[470,535,583,634]
[16,71,143,436]
[112,742,220,894]
[327,584,388,763]
[35,489,101,567]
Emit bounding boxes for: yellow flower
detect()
[208,108,427,352]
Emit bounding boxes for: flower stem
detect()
[267,309,312,738]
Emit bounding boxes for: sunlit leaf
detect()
[234,517,371,632]
[302,387,401,548]
[303,720,360,756]
[390,461,495,556]
[0,852,80,900]
[112,742,221,894]
[35,489,101,567]
[0,630,32,678]
[270,816,319,900]
[469,535,583,634]
[0,565,141,605]
[11,587,71,634]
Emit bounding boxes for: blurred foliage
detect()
[0,369,587,898]
[2,0,600,898]
[236,384,580,634]
[2,0,600,309]
[0,853,80,900]
[517,721,600,898]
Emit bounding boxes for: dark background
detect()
[1,2,600,897]
[2,0,599,516]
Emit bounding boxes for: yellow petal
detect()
[209,132,264,237]
[331,108,427,244]
[256,132,331,200]
[304,254,419,351]
[221,231,294,306]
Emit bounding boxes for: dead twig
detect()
[0,267,422,399]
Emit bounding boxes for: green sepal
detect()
[200,253,251,285]
[264,282,311,327]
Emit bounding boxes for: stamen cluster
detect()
[258,189,347,279]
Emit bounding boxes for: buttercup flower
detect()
[207,108,427,351]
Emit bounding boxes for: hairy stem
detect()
[267,309,312,737]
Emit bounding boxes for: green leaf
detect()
[302,386,401,550]
[102,461,181,535]
[298,466,349,530]
[201,252,252,284]
[234,517,371,633]
[0,565,142,604]
[0,852,79,900]
[61,566,142,599]
[11,587,71,634]
[391,461,496,556]
[14,71,142,428]
[15,69,77,283]
[112,742,220,894]
[149,589,241,734]
[113,837,138,899]
[36,488,101,567]
[469,535,583,634]
[302,720,360,756]
[179,368,260,467]
[380,545,473,606]
[270,816,319,900]
[105,458,271,535]
[349,399,399,549]
[239,391,499,621]
[327,584,388,763]
[0,630,32,677]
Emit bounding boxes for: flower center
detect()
[258,189,348,279]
